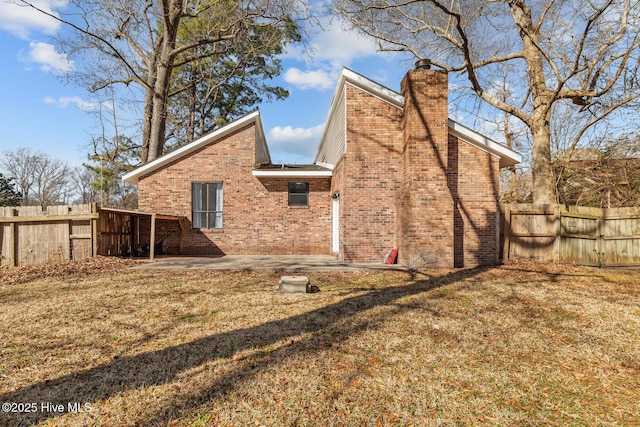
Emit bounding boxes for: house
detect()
[123,64,521,268]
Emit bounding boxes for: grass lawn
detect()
[1,258,639,426]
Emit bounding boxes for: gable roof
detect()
[123,68,521,185]
[122,110,268,184]
[314,68,521,169]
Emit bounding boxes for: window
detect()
[192,182,223,229]
[288,182,309,207]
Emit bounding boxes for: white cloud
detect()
[284,16,379,66]
[26,41,74,73]
[269,123,325,142]
[44,95,97,111]
[282,15,385,91]
[268,123,325,162]
[0,0,67,38]
[283,68,336,91]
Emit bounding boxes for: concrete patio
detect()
[132,255,409,272]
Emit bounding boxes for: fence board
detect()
[1,203,181,267]
[505,205,557,261]
[502,204,640,267]
[97,210,135,257]
[0,204,97,267]
[560,212,599,266]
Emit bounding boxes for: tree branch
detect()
[16,0,150,90]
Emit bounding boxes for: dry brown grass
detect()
[1,258,639,426]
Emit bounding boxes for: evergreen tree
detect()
[0,173,22,207]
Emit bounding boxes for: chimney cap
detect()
[415,59,431,70]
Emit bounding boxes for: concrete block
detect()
[279,275,310,293]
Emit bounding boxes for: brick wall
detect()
[397,69,454,267]
[340,84,404,263]
[134,71,503,265]
[137,124,331,255]
[449,134,501,266]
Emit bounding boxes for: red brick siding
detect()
[398,69,454,267]
[134,72,504,266]
[137,124,331,255]
[340,84,404,263]
[450,134,501,266]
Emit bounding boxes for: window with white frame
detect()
[192,182,223,229]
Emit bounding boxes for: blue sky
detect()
[0,0,415,167]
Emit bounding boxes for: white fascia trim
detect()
[448,119,522,167]
[315,161,335,170]
[342,68,404,108]
[123,111,262,184]
[252,170,333,178]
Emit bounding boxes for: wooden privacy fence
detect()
[502,204,640,267]
[0,204,98,267]
[0,203,185,267]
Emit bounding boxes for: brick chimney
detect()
[396,62,454,267]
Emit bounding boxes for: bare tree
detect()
[555,135,640,207]
[0,149,72,209]
[20,0,306,164]
[31,156,72,209]
[334,0,640,203]
[72,167,100,205]
[0,148,39,205]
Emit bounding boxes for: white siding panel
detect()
[315,87,346,167]
[254,125,270,165]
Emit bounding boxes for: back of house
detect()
[123,64,521,268]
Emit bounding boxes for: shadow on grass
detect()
[1,267,487,426]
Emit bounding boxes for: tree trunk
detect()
[147,57,172,162]
[531,119,555,204]
[146,43,177,162]
[143,0,182,164]
[141,85,154,164]
[187,67,197,142]
[507,2,556,204]
[141,40,161,164]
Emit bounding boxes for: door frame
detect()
[332,195,340,254]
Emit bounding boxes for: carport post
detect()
[149,213,156,261]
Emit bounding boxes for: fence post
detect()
[7,208,17,267]
[597,208,605,267]
[91,202,99,257]
[554,204,562,263]
[502,204,511,262]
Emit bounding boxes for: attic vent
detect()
[415,59,431,70]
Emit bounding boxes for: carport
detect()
[98,207,185,261]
